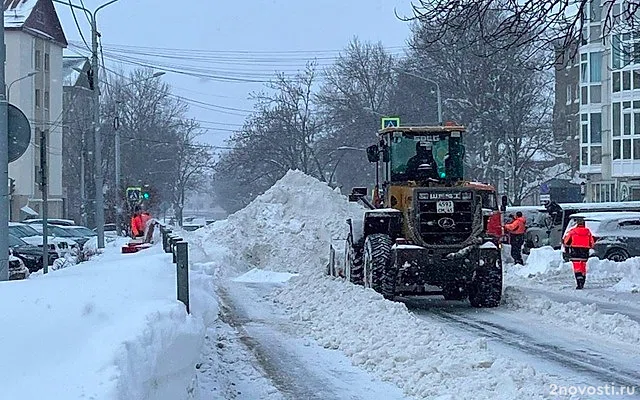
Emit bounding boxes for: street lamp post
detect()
[113,71,165,235]
[7,71,37,104]
[53,0,122,248]
[393,68,442,125]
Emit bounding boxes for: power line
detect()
[68,0,90,51]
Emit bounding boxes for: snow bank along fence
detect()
[159,225,190,314]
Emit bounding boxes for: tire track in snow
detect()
[217,285,338,400]
[410,305,640,390]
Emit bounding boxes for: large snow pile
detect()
[0,240,217,400]
[192,170,552,399]
[194,169,365,275]
[508,246,565,279]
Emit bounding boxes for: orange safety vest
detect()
[563,226,595,249]
[131,214,144,237]
[505,216,526,235]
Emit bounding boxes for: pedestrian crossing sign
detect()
[381,117,400,129]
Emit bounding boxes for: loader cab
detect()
[368,125,465,186]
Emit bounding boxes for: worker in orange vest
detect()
[563,217,595,290]
[505,211,526,265]
[130,207,145,238]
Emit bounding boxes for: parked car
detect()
[23,218,76,226]
[524,201,640,252]
[561,212,640,262]
[9,234,58,271]
[8,222,76,257]
[8,254,29,280]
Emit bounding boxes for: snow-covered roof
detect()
[558,201,640,211]
[3,0,38,28]
[62,56,89,87]
[569,211,640,220]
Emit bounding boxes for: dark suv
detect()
[9,234,58,272]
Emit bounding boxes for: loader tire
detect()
[364,234,396,299]
[345,234,364,285]
[469,256,503,308]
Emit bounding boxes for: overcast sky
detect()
[54,0,413,148]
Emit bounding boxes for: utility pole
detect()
[0,17,9,281]
[40,129,49,274]
[114,101,120,234]
[90,16,105,249]
[53,0,123,248]
[80,129,86,226]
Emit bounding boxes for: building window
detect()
[635,139,640,159]
[614,139,621,159]
[613,102,621,136]
[581,146,589,165]
[44,91,49,109]
[591,146,602,164]
[590,0,602,21]
[623,70,632,90]
[35,89,41,108]
[590,85,602,103]
[581,54,588,83]
[581,86,588,105]
[613,35,621,69]
[613,71,621,92]
[590,52,602,82]
[44,53,49,71]
[624,113,632,134]
[566,85,572,104]
[624,138,632,159]
[590,113,602,143]
[590,25,602,43]
[35,50,41,70]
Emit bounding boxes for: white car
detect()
[8,222,77,258]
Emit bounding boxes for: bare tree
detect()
[213,64,325,212]
[316,38,397,190]
[403,0,640,63]
[408,11,568,204]
[169,120,213,226]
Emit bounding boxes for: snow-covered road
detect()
[197,278,409,400]
[405,291,640,396]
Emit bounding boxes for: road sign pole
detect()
[0,20,8,281]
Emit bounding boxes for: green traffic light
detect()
[439,172,446,178]
[143,192,150,199]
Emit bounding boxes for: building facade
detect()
[62,56,93,225]
[4,0,67,220]
[577,0,640,201]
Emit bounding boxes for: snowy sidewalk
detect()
[196,273,408,400]
[0,240,214,400]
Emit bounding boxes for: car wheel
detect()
[606,248,629,262]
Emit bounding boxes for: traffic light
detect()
[142,191,150,200]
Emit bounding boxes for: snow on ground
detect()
[500,246,640,350]
[232,268,297,283]
[503,286,640,347]
[189,170,558,399]
[506,246,640,293]
[0,238,217,400]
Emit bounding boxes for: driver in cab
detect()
[406,141,438,180]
